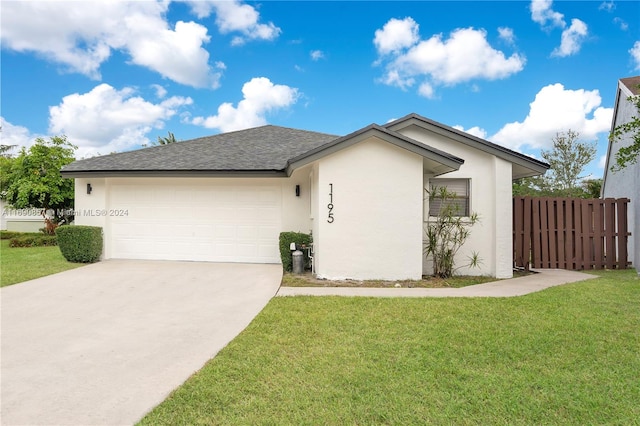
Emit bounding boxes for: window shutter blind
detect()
[428,179,470,216]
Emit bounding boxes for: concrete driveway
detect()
[1,260,282,426]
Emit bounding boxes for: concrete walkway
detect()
[276,269,597,297]
[1,260,282,426]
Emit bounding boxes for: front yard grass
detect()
[140,269,639,425]
[0,239,85,287]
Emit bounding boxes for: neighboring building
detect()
[1,199,45,232]
[61,113,549,280]
[602,76,640,274]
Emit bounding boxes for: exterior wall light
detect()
[295,184,300,197]
[87,183,92,195]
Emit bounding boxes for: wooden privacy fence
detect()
[513,197,630,270]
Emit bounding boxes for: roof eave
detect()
[59,169,288,178]
[385,114,550,174]
[285,124,464,176]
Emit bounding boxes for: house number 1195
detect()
[327,183,334,223]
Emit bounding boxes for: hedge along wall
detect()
[55,225,103,263]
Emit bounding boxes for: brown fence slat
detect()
[523,197,532,268]
[593,200,603,269]
[541,199,550,268]
[532,198,542,268]
[513,197,524,267]
[513,197,629,271]
[581,199,592,270]
[616,198,629,269]
[604,198,616,269]
[547,199,558,268]
[573,199,583,269]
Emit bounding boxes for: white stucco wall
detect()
[281,165,314,234]
[400,126,514,278]
[602,85,639,273]
[73,178,108,257]
[313,137,424,280]
[74,178,108,228]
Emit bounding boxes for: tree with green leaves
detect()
[609,88,640,172]
[424,186,481,278]
[513,130,596,198]
[156,131,178,145]
[580,178,602,199]
[3,136,77,223]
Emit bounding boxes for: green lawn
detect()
[139,269,639,425]
[0,239,85,287]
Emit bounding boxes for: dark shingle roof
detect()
[621,76,640,95]
[61,125,338,176]
[61,113,549,179]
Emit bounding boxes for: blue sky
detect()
[2,0,639,180]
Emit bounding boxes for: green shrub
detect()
[55,225,103,263]
[9,235,58,247]
[1,231,42,240]
[425,186,480,278]
[278,232,312,272]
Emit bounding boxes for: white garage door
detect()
[108,181,282,263]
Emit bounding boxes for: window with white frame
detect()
[428,178,470,217]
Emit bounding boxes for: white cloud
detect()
[375,24,525,96]
[613,17,629,31]
[190,77,299,132]
[452,125,488,139]
[498,27,515,45]
[552,19,588,57]
[418,82,435,99]
[530,0,589,57]
[490,83,613,151]
[0,1,219,87]
[151,84,168,99]
[125,18,217,88]
[598,1,615,12]
[185,0,281,45]
[530,0,565,28]
[0,118,41,152]
[630,41,640,70]
[374,17,420,55]
[381,70,415,91]
[310,50,325,61]
[48,84,192,157]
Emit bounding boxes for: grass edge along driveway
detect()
[139,269,639,425]
[0,240,85,287]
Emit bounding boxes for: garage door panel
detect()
[259,225,279,239]
[237,245,258,258]
[109,183,282,263]
[215,225,236,239]
[258,207,279,222]
[214,189,235,205]
[235,208,257,221]
[237,225,258,240]
[258,189,279,204]
[193,224,215,237]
